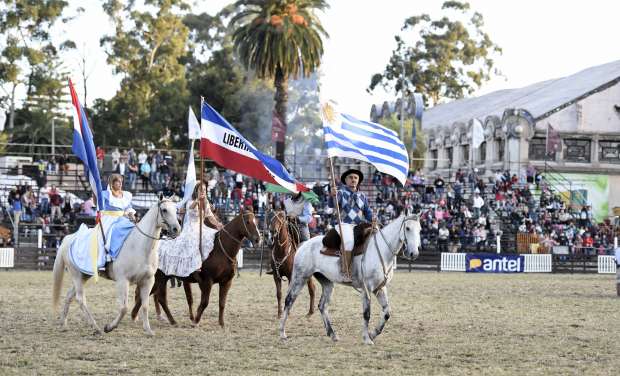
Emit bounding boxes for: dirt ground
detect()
[1,270,619,375]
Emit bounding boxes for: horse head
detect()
[157,193,181,238]
[239,206,262,247]
[268,206,287,239]
[402,210,421,260]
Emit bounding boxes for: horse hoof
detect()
[279,336,288,341]
[131,316,138,323]
[103,325,111,334]
[305,314,313,319]
[61,328,68,333]
[173,324,180,328]
[369,332,377,340]
[145,330,155,337]
[157,315,166,322]
[93,329,103,336]
[220,325,227,330]
[332,336,340,342]
[190,322,197,328]
[364,339,374,346]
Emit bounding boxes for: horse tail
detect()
[51,240,68,312]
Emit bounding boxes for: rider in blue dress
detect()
[70,174,136,274]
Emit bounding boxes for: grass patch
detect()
[0,271,619,374]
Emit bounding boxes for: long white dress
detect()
[157,199,218,277]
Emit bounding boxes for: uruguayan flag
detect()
[319,92,409,185]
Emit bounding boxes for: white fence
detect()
[522,254,552,273]
[440,253,552,273]
[440,253,466,271]
[0,248,14,268]
[598,256,616,274]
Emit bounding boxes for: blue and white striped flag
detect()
[319,92,409,185]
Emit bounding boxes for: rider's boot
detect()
[341,250,353,284]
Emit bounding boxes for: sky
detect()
[46,0,620,121]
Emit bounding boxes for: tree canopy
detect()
[367,1,503,107]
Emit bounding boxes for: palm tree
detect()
[231,0,329,163]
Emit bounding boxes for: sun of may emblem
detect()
[321,102,337,125]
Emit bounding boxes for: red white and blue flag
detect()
[69,78,103,210]
[200,100,308,192]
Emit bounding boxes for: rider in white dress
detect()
[158,183,222,278]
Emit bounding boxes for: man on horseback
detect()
[284,191,312,244]
[328,169,377,284]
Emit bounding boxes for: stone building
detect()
[415,60,620,216]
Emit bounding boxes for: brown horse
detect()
[268,207,315,319]
[130,206,261,328]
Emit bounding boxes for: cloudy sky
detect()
[53,0,620,120]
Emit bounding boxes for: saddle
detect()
[320,222,373,257]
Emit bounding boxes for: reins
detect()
[131,200,175,241]
[360,215,419,297]
[269,211,300,281]
[216,212,257,279]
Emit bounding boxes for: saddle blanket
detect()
[320,245,365,258]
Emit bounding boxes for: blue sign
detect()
[466,254,524,273]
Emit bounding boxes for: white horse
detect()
[278,213,421,345]
[51,194,180,336]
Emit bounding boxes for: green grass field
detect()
[1,271,619,375]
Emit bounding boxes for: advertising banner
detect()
[466,254,525,273]
[545,173,609,218]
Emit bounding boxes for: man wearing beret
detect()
[328,169,377,284]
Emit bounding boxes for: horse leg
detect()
[130,286,141,323]
[306,276,315,318]
[74,277,103,335]
[60,284,76,332]
[192,279,213,327]
[369,287,390,341]
[315,275,338,342]
[274,274,283,319]
[156,278,179,327]
[183,282,195,323]
[278,274,309,341]
[361,288,374,345]
[154,289,165,322]
[104,279,129,334]
[139,277,156,336]
[218,279,233,328]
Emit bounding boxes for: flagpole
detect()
[199,98,204,258]
[259,207,267,276]
[328,157,347,263]
[92,189,106,245]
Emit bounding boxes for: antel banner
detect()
[466,254,525,273]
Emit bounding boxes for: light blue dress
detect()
[69,189,136,275]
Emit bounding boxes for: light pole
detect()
[398,60,406,141]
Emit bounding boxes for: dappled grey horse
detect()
[278,213,421,345]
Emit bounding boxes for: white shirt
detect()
[258,193,266,206]
[40,187,50,200]
[138,152,147,164]
[494,172,504,182]
[236,173,243,183]
[520,168,527,177]
[473,196,484,208]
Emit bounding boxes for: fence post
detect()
[496,235,500,254]
[615,237,618,249]
[238,248,243,268]
[38,229,42,248]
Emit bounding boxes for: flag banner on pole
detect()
[319,92,408,185]
[266,183,319,204]
[200,101,308,192]
[472,118,484,149]
[546,123,562,152]
[413,93,424,120]
[69,78,103,209]
[188,106,201,140]
[69,77,104,282]
[181,140,197,206]
[271,110,286,142]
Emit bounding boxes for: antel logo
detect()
[469,257,521,272]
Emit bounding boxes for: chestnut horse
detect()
[268,207,315,318]
[130,206,261,328]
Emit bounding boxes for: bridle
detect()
[360,214,420,296]
[268,209,299,281]
[131,200,175,240]
[217,212,258,278]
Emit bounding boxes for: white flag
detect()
[188,106,201,140]
[0,110,6,131]
[181,141,197,206]
[472,118,484,149]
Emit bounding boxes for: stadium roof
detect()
[422,59,620,130]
